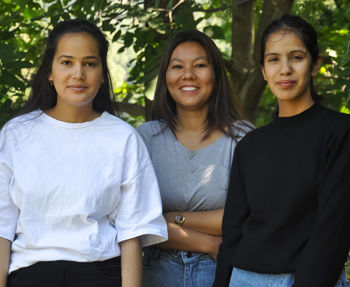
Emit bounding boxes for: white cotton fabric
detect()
[0,111,167,273]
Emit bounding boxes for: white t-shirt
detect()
[0,111,167,273]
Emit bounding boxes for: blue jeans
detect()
[142,246,216,287]
[229,267,348,287]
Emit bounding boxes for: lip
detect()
[68,85,88,92]
[180,85,199,92]
[277,80,296,88]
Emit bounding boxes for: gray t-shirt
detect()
[137,120,247,212]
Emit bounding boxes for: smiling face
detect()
[261,30,320,115]
[49,32,104,111]
[166,41,214,113]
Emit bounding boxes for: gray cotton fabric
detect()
[136,120,247,212]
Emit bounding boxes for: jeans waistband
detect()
[144,246,213,262]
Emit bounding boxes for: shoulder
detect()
[316,105,350,136]
[2,110,41,129]
[0,110,41,142]
[231,120,255,141]
[321,105,350,124]
[97,112,139,135]
[235,120,273,149]
[136,120,167,141]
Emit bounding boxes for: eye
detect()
[291,55,303,61]
[86,62,98,67]
[194,63,207,68]
[170,64,183,70]
[266,57,279,63]
[61,60,72,65]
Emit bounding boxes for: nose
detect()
[73,64,85,80]
[280,58,292,75]
[182,65,195,80]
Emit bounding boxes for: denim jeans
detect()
[229,267,348,287]
[142,246,216,287]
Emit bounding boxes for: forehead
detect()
[170,41,208,59]
[55,32,100,56]
[265,30,306,53]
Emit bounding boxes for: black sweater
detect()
[214,104,350,287]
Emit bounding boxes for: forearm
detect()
[164,209,223,236]
[0,237,10,287]
[120,237,142,287]
[158,221,222,259]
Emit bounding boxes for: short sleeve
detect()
[0,127,19,241]
[115,130,167,247]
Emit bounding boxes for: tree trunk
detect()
[231,0,295,121]
[143,0,171,121]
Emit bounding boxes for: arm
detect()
[0,237,10,287]
[163,209,223,236]
[213,144,250,287]
[120,237,142,287]
[293,127,350,287]
[0,131,17,287]
[158,221,222,260]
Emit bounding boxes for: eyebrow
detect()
[169,56,209,63]
[264,49,307,58]
[57,55,100,60]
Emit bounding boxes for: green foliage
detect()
[0,0,113,125]
[255,0,350,126]
[294,0,350,111]
[1,0,350,127]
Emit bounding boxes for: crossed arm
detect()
[158,209,223,260]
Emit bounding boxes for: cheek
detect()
[262,67,276,84]
[200,70,214,90]
[90,70,103,86]
[165,71,176,88]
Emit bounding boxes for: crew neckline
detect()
[275,104,320,124]
[39,111,108,128]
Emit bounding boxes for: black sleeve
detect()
[293,124,350,287]
[213,143,250,287]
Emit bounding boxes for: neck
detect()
[176,108,208,133]
[46,103,99,123]
[278,97,314,117]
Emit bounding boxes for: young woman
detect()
[0,19,167,287]
[137,30,252,287]
[214,14,350,287]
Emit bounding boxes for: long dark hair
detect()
[152,29,247,140]
[260,14,322,103]
[19,18,116,116]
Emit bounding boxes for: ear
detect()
[261,65,267,81]
[311,56,322,77]
[49,74,53,81]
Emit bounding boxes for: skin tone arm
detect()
[159,209,223,260]
[163,209,224,236]
[120,237,142,287]
[0,237,10,287]
[159,222,222,260]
